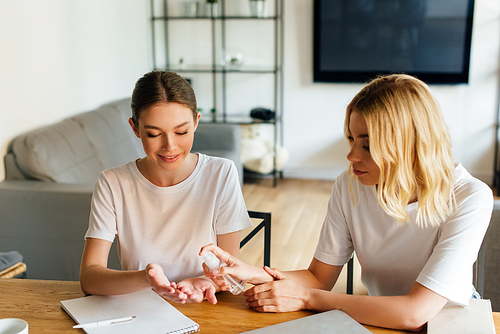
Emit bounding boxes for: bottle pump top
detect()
[202,251,220,269]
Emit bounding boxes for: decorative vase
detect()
[221,49,244,69]
[249,0,265,18]
[206,2,219,17]
[184,1,200,17]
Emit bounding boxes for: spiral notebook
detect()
[61,289,199,334]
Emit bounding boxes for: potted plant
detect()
[206,0,219,17]
[249,0,265,18]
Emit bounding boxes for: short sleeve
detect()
[84,172,118,242]
[214,160,252,235]
[314,179,354,266]
[416,181,493,306]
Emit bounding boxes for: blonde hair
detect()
[345,74,455,228]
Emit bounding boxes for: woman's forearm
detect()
[281,269,326,289]
[80,265,150,295]
[245,267,444,331]
[305,290,418,330]
[287,262,436,330]
[247,268,326,287]
[80,238,150,295]
[304,283,447,332]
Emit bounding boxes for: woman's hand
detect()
[199,244,273,286]
[244,266,309,313]
[201,263,230,291]
[145,263,188,303]
[176,277,218,304]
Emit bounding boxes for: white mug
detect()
[0,319,28,334]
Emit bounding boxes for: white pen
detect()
[73,315,136,328]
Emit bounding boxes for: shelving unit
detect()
[150,0,284,186]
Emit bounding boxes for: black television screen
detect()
[313,0,475,84]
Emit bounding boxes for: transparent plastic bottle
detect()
[202,251,246,295]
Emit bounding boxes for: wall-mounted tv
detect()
[313,0,475,84]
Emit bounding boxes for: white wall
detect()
[0,0,151,180]
[283,0,500,184]
[1,0,499,185]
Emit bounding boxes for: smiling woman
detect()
[129,102,200,186]
[79,71,252,305]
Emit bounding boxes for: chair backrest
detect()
[240,211,271,267]
[474,199,500,311]
[346,257,354,295]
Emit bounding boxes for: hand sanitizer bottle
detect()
[202,251,246,295]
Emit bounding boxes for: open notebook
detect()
[61,289,199,334]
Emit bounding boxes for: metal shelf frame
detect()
[150,0,284,186]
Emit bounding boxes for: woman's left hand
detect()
[176,277,218,304]
[243,267,308,313]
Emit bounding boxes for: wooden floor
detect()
[239,177,367,295]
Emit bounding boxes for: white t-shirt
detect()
[314,163,493,306]
[85,154,252,282]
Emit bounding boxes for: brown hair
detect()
[130,71,197,125]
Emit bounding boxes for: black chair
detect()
[474,201,500,311]
[346,257,354,295]
[240,211,272,267]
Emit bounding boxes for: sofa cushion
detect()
[12,98,143,184]
[12,119,105,183]
[70,99,143,173]
[10,97,244,184]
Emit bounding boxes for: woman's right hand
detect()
[145,263,188,303]
[199,244,274,286]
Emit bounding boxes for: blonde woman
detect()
[200,74,493,331]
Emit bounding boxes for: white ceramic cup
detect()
[0,319,28,334]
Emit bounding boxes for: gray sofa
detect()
[0,98,242,281]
